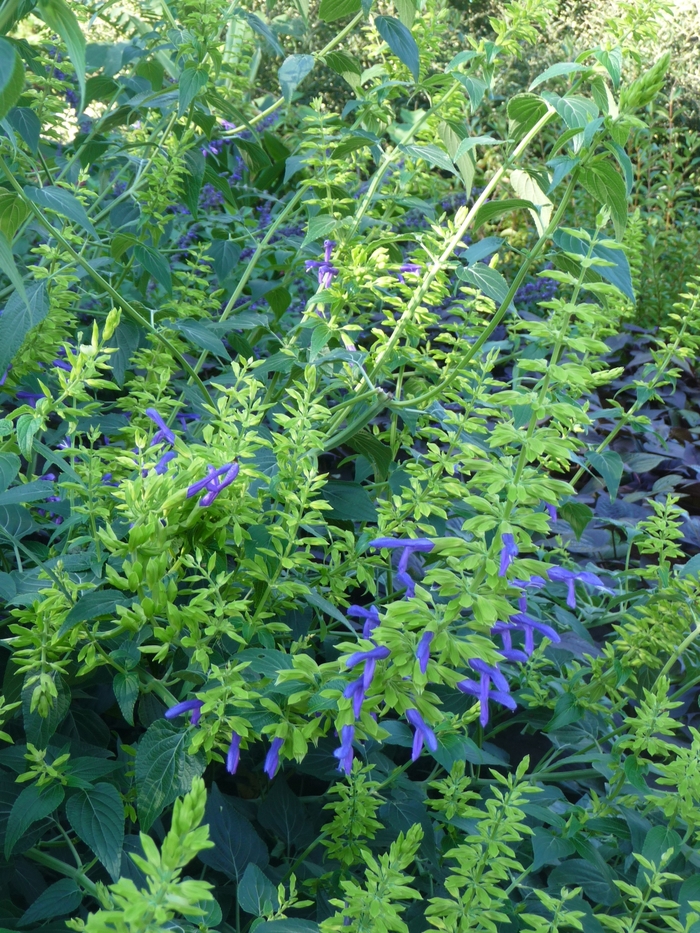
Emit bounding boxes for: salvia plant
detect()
[0,0,699,931]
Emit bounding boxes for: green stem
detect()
[25,847,99,897]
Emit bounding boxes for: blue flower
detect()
[155,451,177,475]
[545,502,557,522]
[347,605,380,638]
[396,262,421,284]
[368,537,435,599]
[346,645,390,692]
[164,698,204,725]
[187,462,240,506]
[547,567,607,609]
[416,631,434,674]
[333,724,355,774]
[344,677,366,718]
[457,659,516,727]
[512,575,547,611]
[264,737,284,780]
[405,708,438,761]
[493,612,560,658]
[145,408,176,446]
[306,240,338,289]
[226,731,242,774]
[498,533,518,577]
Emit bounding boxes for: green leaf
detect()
[304,590,349,626]
[168,318,228,358]
[470,198,535,232]
[5,782,64,858]
[579,161,628,240]
[113,671,139,725]
[7,107,40,154]
[454,74,487,109]
[334,134,375,158]
[66,783,125,881]
[134,243,172,293]
[238,863,278,917]
[679,876,700,929]
[303,214,337,246]
[548,859,618,906]
[431,732,504,769]
[24,185,98,238]
[451,134,501,161]
[237,11,284,56]
[507,93,549,144]
[553,230,633,301]
[278,54,315,103]
[374,16,419,82]
[85,74,120,105]
[587,450,624,502]
[15,413,41,460]
[257,780,312,851]
[0,453,20,493]
[529,62,588,90]
[254,923,320,933]
[509,169,552,236]
[346,429,392,481]
[0,230,28,309]
[22,675,70,748]
[395,0,416,28]
[400,143,456,174]
[59,589,132,636]
[178,65,208,117]
[0,479,54,505]
[549,93,599,131]
[641,825,681,866]
[594,47,622,89]
[0,191,29,240]
[319,0,361,22]
[18,878,82,926]
[457,263,513,309]
[438,121,475,192]
[530,827,576,871]
[36,0,86,111]
[321,481,377,522]
[136,719,206,831]
[0,39,24,122]
[198,784,269,881]
[559,501,593,540]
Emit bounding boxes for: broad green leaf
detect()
[0,503,36,540]
[579,161,627,240]
[278,54,315,103]
[321,481,377,522]
[334,134,376,158]
[431,732,504,769]
[607,141,634,195]
[471,198,535,232]
[237,11,284,56]
[168,319,228,358]
[454,74,488,109]
[113,671,139,725]
[19,878,82,926]
[463,236,503,265]
[16,413,42,460]
[257,780,313,851]
[238,863,279,917]
[530,827,576,871]
[0,191,29,240]
[0,479,54,505]
[66,783,125,880]
[0,230,28,308]
[546,93,599,131]
[395,0,416,27]
[255,922,320,933]
[553,229,633,300]
[346,429,392,481]
[457,263,513,310]
[400,143,456,175]
[588,450,624,502]
[509,169,552,236]
[374,15,419,82]
[325,50,362,88]
[594,47,622,89]
[24,185,98,238]
[7,107,39,154]
[318,0,361,22]
[37,0,86,110]
[452,134,501,162]
[438,121,475,192]
[507,93,550,144]
[208,239,241,284]
[679,876,700,928]
[0,39,24,121]
[303,214,337,246]
[199,784,269,881]
[134,243,172,293]
[559,501,593,540]
[0,281,49,376]
[178,65,208,117]
[0,453,20,493]
[5,782,64,858]
[59,589,132,636]
[529,62,587,91]
[641,825,681,867]
[135,719,206,831]
[548,859,617,906]
[22,675,70,748]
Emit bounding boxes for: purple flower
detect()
[145,408,176,446]
[545,502,557,522]
[346,645,391,670]
[416,631,434,674]
[344,677,366,718]
[53,358,72,372]
[396,262,421,284]
[547,567,607,609]
[227,731,242,774]
[368,537,435,599]
[405,708,438,760]
[264,737,284,780]
[164,699,204,724]
[347,605,380,638]
[305,240,338,289]
[490,622,529,663]
[187,462,240,506]
[155,450,177,475]
[457,659,516,727]
[498,533,518,577]
[512,575,547,612]
[333,724,355,774]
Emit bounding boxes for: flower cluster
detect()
[145,408,178,476]
[306,240,338,290]
[186,462,240,507]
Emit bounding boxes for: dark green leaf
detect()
[18,878,82,926]
[134,243,172,293]
[257,780,313,851]
[579,161,627,240]
[5,783,64,858]
[234,137,272,173]
[549,859,618,906]
[237,11,284,56]
[0,503,36,539]
[0,453,20,493]
[66,783,124,880]
[457,263,513,309]
[431,732,504,769]
[559,501,593,540]
[470,198,535,232]
[135,719,206,831]
[16,413,41,460]
[168,318,228,358]
[334,134,375,158]
[0,230,28,308]
[587,450,624,502]
[0,191,29,240]
[374,16,419,81]
[552,230,633,301]
[508,93,549,144]
[59,590,132,636]
[304,590,349,626]
[319,0,361,21]
[178,65,208,117]
[85,74,120,104]
[238,863,278,917]
[0,39,24,121]
[303,214,336,246]
[113,671,139,725]
[679,876,700,928]
[278,54,315,102]
[7,107,40,154]
[208,239,241,284]
[199,784,268,881]
[346,429,392,481]
[463,236,503,265]
[529,62,588,91]
[22,675,70,748]
[325,50,362,86]
[0,479,54,505]
[255,923,320,933]
[321,481,377,522]
[641,826,681,866]
[530,827,576,871]
[24,185,98,238]
[37,0,86,110]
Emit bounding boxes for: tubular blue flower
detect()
[416,631,434,674]
[333,724,355,774]
[396,262,421,284]
[53,358,72,372]
[344,677,365,718]
[498,533,518,577]
[547,567,607,609]
[469,658,510,694]
[369,537,435,599]
[145,408,176,446]
[306,240,338,289]
[545,502,557,522]
[490,622,529,663]
[456,659,516,727]
[187,462,240,506]
[405,708,438,761]
[155,450,177,475]
[508,612,561,654]
[347,605,380,638]
[164,699,204,723]
[226,731,242,774]
[346,645,390,670]
[264,737,284,780]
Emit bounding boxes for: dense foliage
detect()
[0,0,699,931]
